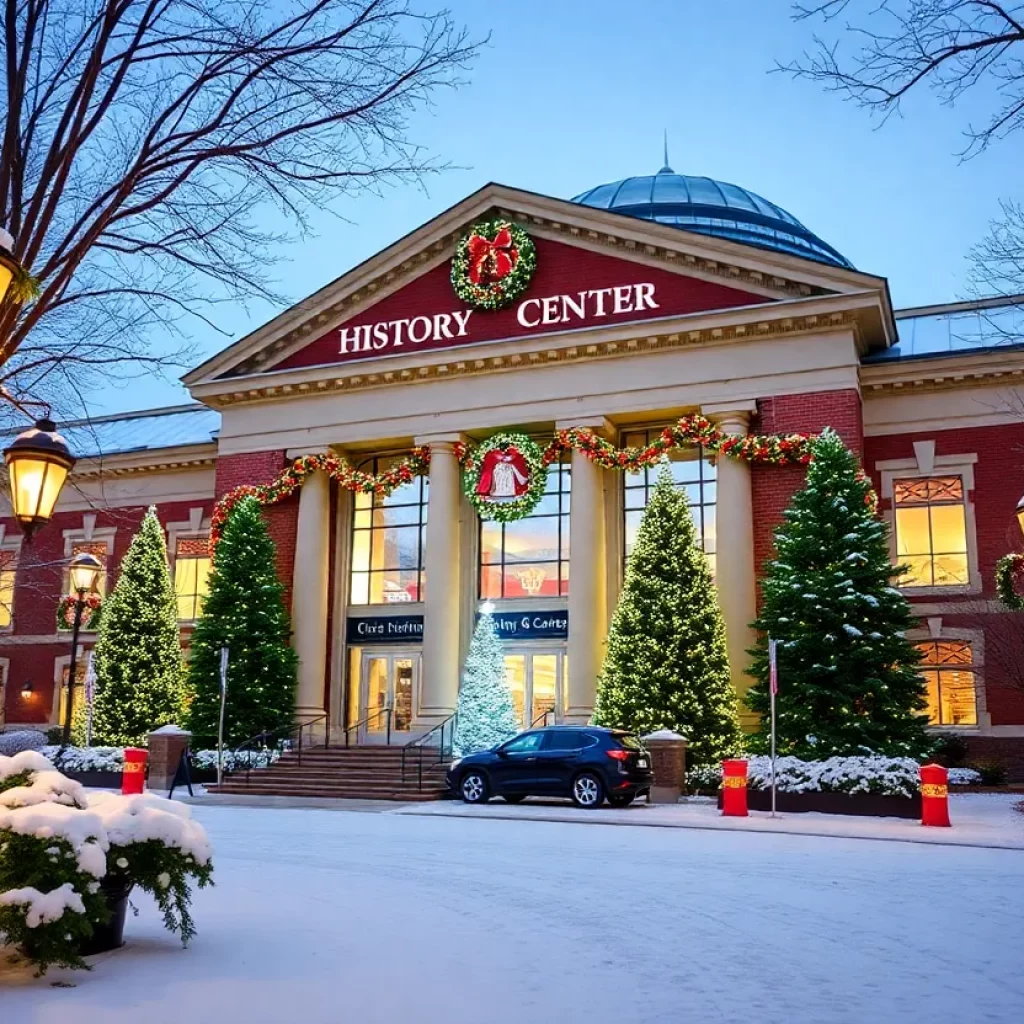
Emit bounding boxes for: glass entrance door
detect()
[359,651,418,742]
[503,649,567,730]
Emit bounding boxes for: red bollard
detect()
[919,763,950,827]
[122,747,148,795]
[721,759,749,817]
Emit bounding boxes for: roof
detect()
[864,294,1024,363]
[571,165,853,269]
[2,404,220,460]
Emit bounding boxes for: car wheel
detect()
[460,771,490,804]
[571,771,605,809]
[503,794,527,804]
[608,793,634,808]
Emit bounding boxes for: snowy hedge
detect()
[0,750,213,974]
[40,745,281,775]
[0,731,47,756]
[687,757,983,798]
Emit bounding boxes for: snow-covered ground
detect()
[3,804,1023,1024]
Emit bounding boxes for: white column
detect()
[558,417,610,724]
[292,465,331,722]
[703,403,758,728]
[415,433,464,725]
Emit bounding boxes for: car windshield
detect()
[613,733,643,751]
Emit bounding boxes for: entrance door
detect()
[360,651,419,743]
[503,649,567,730]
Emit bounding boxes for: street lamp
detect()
[61,551,102,748]
[0,228,25,306]
[3,418,75,539]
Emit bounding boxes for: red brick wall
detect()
[751,388,863,576]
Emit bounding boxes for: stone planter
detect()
[79,875,134,956]
[61,770,124,789]
[717,788,921,819]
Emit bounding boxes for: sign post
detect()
[768,637,779,818]
[217,647,229,787]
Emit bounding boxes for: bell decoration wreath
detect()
[995,553,1024,610]
[56,593,103,632]
[461,432,547,522]
[451,219,537,311]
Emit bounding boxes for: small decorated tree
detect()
[746,428,930,758]
[91,508,185,746]
[453,604,519,756]
[187,496,297,747]
[593,465,742,765]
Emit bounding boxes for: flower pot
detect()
[79,875,134,956]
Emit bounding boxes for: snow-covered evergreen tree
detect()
[746,428,930,758]
[187,496,297,746]
[91,507,186,745]
[453,604,519,756]
[593,464,742,765]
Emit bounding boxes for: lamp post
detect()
[61,551,102,748]
[3,418,75,540]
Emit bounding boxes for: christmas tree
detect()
[746,428,930,758]
[453,604,519,756]
[187,495,297,746]
[91,507,186,745]
[593,464,742,765]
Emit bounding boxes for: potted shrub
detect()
[0,750,213,974]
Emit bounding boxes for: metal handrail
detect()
[342,705,393,747]
[229,712,330,783]
[401,711,458,789]
[530,709,554,728]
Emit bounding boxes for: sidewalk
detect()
[394,792,1024,850]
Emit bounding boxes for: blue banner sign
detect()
[346,615,424,644]
[487,610,568,641]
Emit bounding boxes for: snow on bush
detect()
[191,747,281,772]
[42,745,281,775]
[0,731,47,756]
[687,756,982,798]
[0,883,86,927]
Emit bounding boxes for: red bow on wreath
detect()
[467,227,518,285]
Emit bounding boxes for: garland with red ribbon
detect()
[450,219,537,310]
[56,593,103,632]
[996,553,1024,610]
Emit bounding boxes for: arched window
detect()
[622,428,716,568]
[350,456,428,605]
[480,459,570,599]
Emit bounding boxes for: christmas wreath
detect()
[461,432,547,522]
[996,553,1024,610]
[56,593,103,632]
[451,219,536,311]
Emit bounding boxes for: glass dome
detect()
[571,164,852,269]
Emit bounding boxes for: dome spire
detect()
[658,129,673,174]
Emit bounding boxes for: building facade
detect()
[3,169,1023,775]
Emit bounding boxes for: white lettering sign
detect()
[338,284,659,357]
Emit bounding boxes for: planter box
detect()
[62,770,125,789]
[718,788,921,819]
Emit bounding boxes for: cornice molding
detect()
[860,350,1024,395]
[71,443,218,479]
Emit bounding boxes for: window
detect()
[0,548,17,628]
[64,541,110,598]
[501,732,544,754]
[55,655,89,729]
[542,729,585,751]
[893,477,969,587]
[916,641,978,726]
[480,459,569,599]
[350,455,428,605]
[623,428,716,566]
[174,536,212,620]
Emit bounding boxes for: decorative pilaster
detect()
[415,433,465,724]
[558,416,611,724]
[703,403,758,728]
[292,464,331,721]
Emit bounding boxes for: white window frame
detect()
[877,447,981,596]
[907,619,990,731]
[0,528,23,633]
[167,508,212,624]
[62,519,117,624]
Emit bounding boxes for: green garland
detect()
[461,432,547,522]
[995,553,1024,610]
[450,219,536,310]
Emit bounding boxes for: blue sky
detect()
[101,0,1020,414]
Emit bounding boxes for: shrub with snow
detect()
[947,767,982,786]
[0,750,213,974]
[41,745,124,773]
[0,731,47,756]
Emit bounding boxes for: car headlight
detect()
[448,758,462,772]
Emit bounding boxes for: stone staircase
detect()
[205,745,451,801]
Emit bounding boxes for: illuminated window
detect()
[623,428,716,567]
[350,456,428,605]
[174,536,212,620]
[64,541,110,598]
[916,641,978,726]
[0,548,17,628]
[56,656,89,730]
[893,477,969,587]
[479,459,570,599]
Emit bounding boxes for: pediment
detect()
[184,183,891,391]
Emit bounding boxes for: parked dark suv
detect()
[446,726,652,808]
